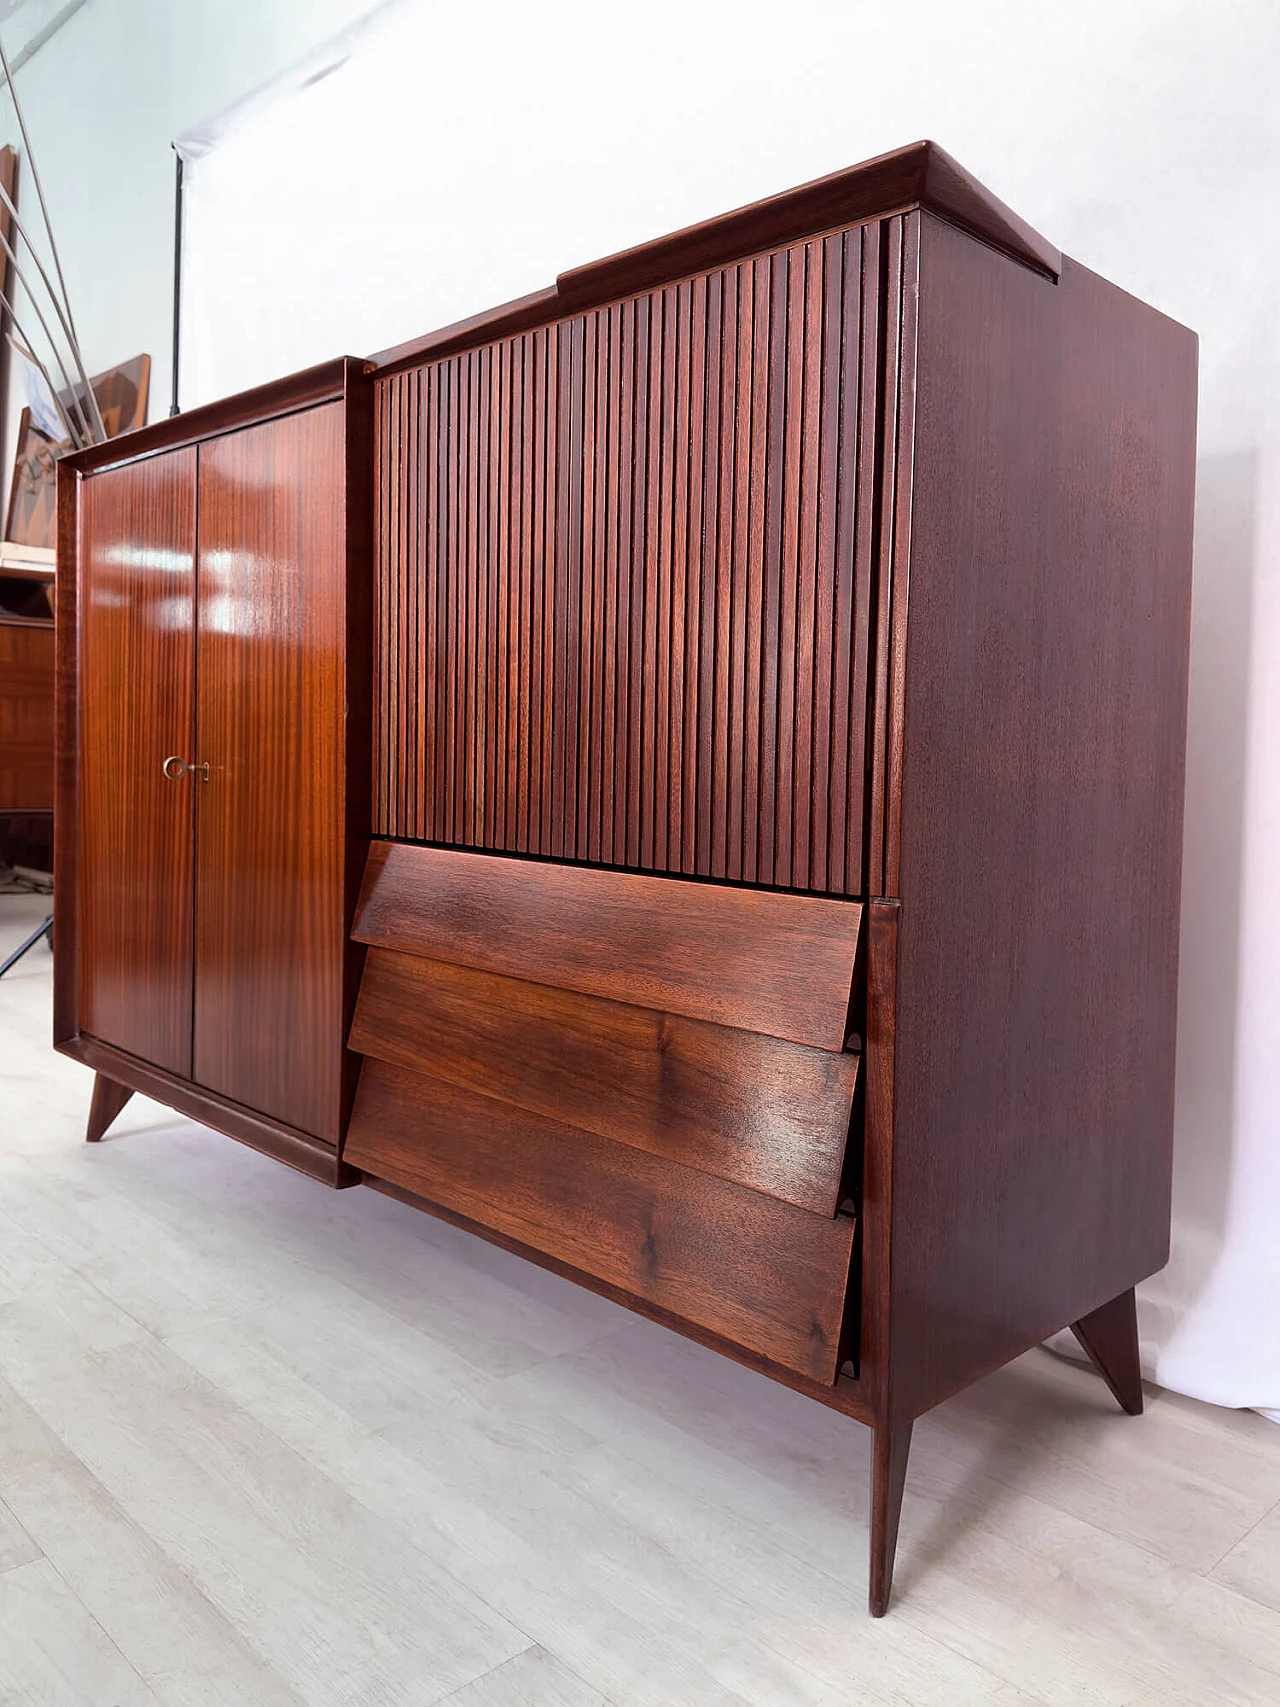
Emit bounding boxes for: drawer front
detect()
[345,1058,857,1384]
[353,842,863,1052]
[351,946,859,1217]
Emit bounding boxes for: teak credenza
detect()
[55,142,1197,1615]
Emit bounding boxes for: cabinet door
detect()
[192,404,347,1140]
[78,448,197,1075]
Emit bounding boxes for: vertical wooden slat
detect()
[627,295,650,870]
[371,216,894,899]
[794,239,825,893]
[667,280,690,872]
[847,222,881,897]
[614,299,635,868]
[689,272,713,877]
[756,250,787,885]
[741,254,770,884]
[869,217,904,896]
[580,310,603,862]
[811,233,843,896]
[882,213,919,898]
[725,261,751,883]
[515,334,532,852]
[702,268,727,878]
[774,242,806,889]
[600,302,622,866]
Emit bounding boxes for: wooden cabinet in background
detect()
[57,360,371,1178]
[0,617,54,815]
[0,548,56,870]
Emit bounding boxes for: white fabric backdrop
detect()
[176,0,1280,1418]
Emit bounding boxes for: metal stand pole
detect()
[0,914,52,977]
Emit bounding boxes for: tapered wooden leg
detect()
[85,1074,134,1144]
[869,1420,914,1617]
[1071,1286,1144,1415]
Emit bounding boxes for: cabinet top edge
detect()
[60,355,370,478]
[368,140,1061,377]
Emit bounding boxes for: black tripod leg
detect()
[0,916,53,978]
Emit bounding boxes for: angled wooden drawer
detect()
[352,843,864,1051]
[350,946,860,1217]
[344,1058,857,1383]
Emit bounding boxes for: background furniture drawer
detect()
[344,1058,858,1384]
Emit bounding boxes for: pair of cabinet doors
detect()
[76,404,349,1142]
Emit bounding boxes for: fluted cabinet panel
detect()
[374,217,911,897]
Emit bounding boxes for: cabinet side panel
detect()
[193,403,347,1141]
[888,219,1197,1424]
[77,449,197,1077]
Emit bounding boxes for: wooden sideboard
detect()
[55,141,1197,1615]
[55,359,371,1180]
[0,553,55,868]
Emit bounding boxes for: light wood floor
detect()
[3,893,1280,1705]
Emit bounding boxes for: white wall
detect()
[0,0,380,451]
[6,0,1278,1410]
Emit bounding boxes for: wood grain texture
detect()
[369,139,1058,376]
[867,215,919,899]
[0,620,54,810]
[345,1058,857,1383]
[192,404,349,1141]
[857,900,900,1414]
[869,1420,913,1617]
[61,358,355,478]
[67,1033,360,1188]
[77,447,197,1077]
[84,1074,134,1144]
[373,221,890,897]
[1071,1287,1144,1417]
[884,218,1198,1427]
[556,141,1059,306]
[353,841,863,1050]
[53,460,80,1044]
[350,945,860,1216]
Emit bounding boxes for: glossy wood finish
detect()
[64,358,356,477]
[77,448,197,1077]
[84,1073,134,1143]
[370,139,1058,375]
[345,1058,857,1383]
[354,843,863,1049]
[66,1033,359,1187]
[351,945,860,1215]
[556,140,1060,305]
[374,221,889,898]
[0,620,54,809]
[883,218,1197,1430]
[192,404,349,1140]
[55,147,1198,1620]
[1071,1287,1145,1417]
[56,359,372,1181]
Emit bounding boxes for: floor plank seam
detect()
[1202,1490,1280,1578]
[21,1553,158,1698]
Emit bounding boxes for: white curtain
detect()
[175,0,1280,1419]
